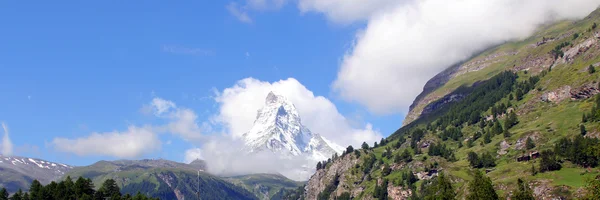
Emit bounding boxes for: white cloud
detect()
[1,122,13,156]
[150,98,176,116]
[227,2,253,23]
[331,0,600,114]
[198,135,313,181]
[184,148,204,163]
[298,0,403,24]
[52,126,160,158]
[149,98,204,142]
[214,77,382,147]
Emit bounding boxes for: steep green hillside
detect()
[303,8,600,200]
[224,173,304,200]
[65,160,258,200]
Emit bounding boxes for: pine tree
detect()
[467,170,499,200]
[581,124,587,136]
[29,180,44,200]
[589,65,596,74]
[361,142,369,150]
[511,179,535,200]
[0,188,8,200]
[10,190,23,200]
[436,172,456,200]
[99,179,121,198]
[526,137,535,150]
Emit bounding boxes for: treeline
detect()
[0,176,157,200]
[434,71,517,129]
[467,151,496,168]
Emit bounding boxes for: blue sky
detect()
[0,1,403,166]
[2,0,597,167]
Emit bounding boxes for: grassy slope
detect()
[224,173,304,200]
[334,9,600,199]
[64,162,258,200]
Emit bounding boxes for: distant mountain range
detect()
[0,155,72,193]
[0,93,337,199]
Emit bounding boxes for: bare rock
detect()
[570,84,599,100]
[541,86,571,103]
[498,140,511,155]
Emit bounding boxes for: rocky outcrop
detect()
[421,94,465,116]
[541,86,572,103]
[388,185,412,200]
[304,153,360,200]
[564,37,597,62]
[570,84,599,100]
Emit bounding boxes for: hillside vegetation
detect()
[301,8,600,200]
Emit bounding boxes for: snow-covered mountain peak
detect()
[243,92,343,163]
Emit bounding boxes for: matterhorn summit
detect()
[242,92,343,162]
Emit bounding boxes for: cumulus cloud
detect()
[52,126,160,158]
[298,0,403,24]
[214,77,382,147]
[149,98,204,142]
[1,122,13,156]
[197,135,314,181]
[331,0,600,114]
[184,148,204,163]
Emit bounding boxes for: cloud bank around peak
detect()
[331,0,600,114]
[213,77,383,147]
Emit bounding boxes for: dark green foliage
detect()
[278,186,305,200]
[397,149,413,163]
[433,72,518,129]
[506,111,518,129]
[2,177,158,200]
[511,179,535,200]
[345,146,354,155]
[382,163,391,177]
[594,22,598,29]
[316,161,323,170]
[581,124,587,136]
[361,142,369,150]
[362,154,377,174]
[467,171,498,200]
[428,143,456,161]
[419,172,455,200]
[483,132,492,144]
[410,129,426,149]
[589,65,596,74]
[551,42,571,59]
[467,152,496,168]
[554,135,600,168]
[440,126,463,141]
[381,147,393,160]
[9,190,23,200]
[0,188,7,200]
[373,142,378,148]
[525,137,535,150]
[503,128,511,138]
[539,150,562,172]
[573,33,580,40]
[583,95,600,122]
[98,179,121,198]
[491,120,503,135]
[373,179,388,199]
[402,171,418,187]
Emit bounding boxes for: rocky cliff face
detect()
[304,153,360,200]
